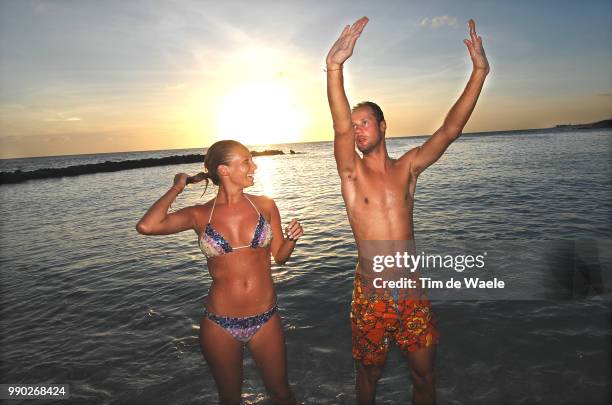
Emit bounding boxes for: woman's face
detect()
[223,145,257,188]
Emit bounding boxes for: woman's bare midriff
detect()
[204,248,276,316]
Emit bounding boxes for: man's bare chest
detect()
[343,171,416,210]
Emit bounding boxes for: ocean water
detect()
[0,129,611,404]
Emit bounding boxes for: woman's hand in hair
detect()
[172,173,189,193]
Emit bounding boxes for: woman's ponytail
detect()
[186,171,211,194]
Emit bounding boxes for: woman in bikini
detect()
[136,140,303,404]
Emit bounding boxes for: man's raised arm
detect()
[326,17,368,178]
[409,19,490,175]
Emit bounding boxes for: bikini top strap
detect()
[243,194,261,215]
[208,197,217,223]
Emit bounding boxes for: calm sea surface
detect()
[1,129,611,404]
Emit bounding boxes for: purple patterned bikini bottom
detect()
[203,304,278,343]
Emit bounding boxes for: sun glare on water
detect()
[252,155,278,197]
[216,81,306,147]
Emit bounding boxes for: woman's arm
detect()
[267,198,303,265]
[136,173,197,235]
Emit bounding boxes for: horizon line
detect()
[2,118,610,161]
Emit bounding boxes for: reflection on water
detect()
[253,155,279,198]
[0,130,611,403]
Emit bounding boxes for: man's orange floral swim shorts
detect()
[351,272,439,366]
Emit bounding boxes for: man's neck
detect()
[362,143,391,172]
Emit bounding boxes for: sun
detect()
[216,81,306,146]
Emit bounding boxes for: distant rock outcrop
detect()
[1,149,289,185]
[554,119,612,130]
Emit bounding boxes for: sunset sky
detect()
[1,0,611,158]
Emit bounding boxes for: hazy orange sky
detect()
[1,0,611,158]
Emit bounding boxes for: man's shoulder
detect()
[397,146,420,164]
[392,146,421,175]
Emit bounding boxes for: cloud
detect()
[164,83,186,91]
[420,16,457,29]
[596,92,612,97]
[45,116,82,122]
[0,103,27,111]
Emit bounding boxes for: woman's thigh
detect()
[200,316,244,401]
[247,314,292,398]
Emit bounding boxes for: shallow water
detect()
[1,129,611,404]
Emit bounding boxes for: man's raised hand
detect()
[326,16,369,70]
[463,19,490,74]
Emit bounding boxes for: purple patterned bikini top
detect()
[199,195,273,259]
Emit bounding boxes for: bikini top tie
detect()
[199,195,273,259]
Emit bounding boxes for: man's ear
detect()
[380,120,387,135]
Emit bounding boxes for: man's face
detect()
[351,107,385,154]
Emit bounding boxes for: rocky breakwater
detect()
[1,149,291,185]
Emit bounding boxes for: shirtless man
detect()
[326,17,490,404]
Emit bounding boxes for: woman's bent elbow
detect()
[136,222,151,235]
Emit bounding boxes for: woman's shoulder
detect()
[193,198,216,209]
[191,198,216,221]
[246,194,276,211]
